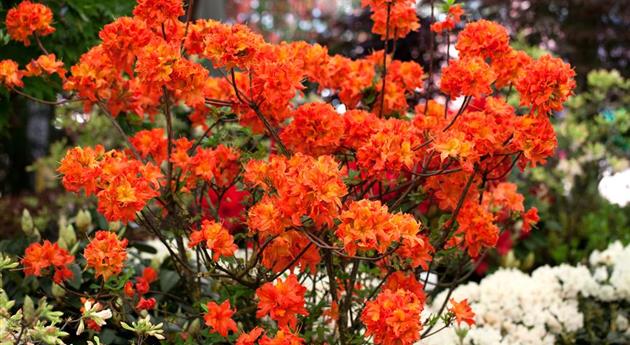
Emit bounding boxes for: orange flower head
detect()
[449,298,475,326]
[204,300,238,337]
[0,60,24,88]
[456,19,511,59]
[57,145,106,196]
[361,288,425,345]
[259,329,305,345]
[132,0,184,27]
[130,128,167,163]
[440,56,496,99]
[25,54,65,78]
[260,230,321,273]
[362,0,420,40]
[83,230,128,281]
[383,272,425,299]
[5,1,55,46]
[515,54,576,115]
[256,274,308,330]
[236,327,265,345]
[22,240,74,284]
[280,102,344,156]
[188,219,237,261]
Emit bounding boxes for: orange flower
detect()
[244,153,347,230]
[83,231,128,281]
[431,4,464,33]
[132,0,184,28]
[259,329,305,345]
[383,272,425,299]
[521,207,539,233]
[189,145,241,188]
[361,288,424,345]
[0,60,24,88]
[491,48,533,88]
[357,119,420,179]
[58,145,106,196]
[135,297,156,311]
[449,298,475,326]
[22,240,74,284]
[130,128,167,163]
[188,219,237,261]
[24,54,65,78]
[456,19,511,59]
[204,300,238,337]
[260,230,321,273]
[236,327,265,345]
[5,1,55,46]
[280,102,344,156]
[256,274,308,330]
[440,57,496,98]
[515,54,576,115]
[362,0,420,40]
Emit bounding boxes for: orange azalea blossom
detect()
[22,240,74,284]
[57,145,106,195]
[383,272,425,299]
[135,297,156,311]
[361,288,425,345]
[204,300,238,337]
[259,329,305,345]
[341,109,380,149]
[515,54,576,115]
[456,19,511,59]
[362,0,420,40]
[132,0,184,28]
[260,230,321,273]
[491,48,533,88]
[336,199,432,269]
[316,55,376,108]
[130,128,167,163]
[510,115,558,168]
[5,0,55,46]
[431,4,465,33]
[0,60,24,88]
[280,102,344,156]
[357,118,420,178]
[188,219,237,261]
[245,153,347,231]
[440,56,497,99]
[256,274,308,330]
[83,230,128,281]
[236,327,265,345]
[449,298,475,326]
[189,145,241,188]
[24,54,65,78]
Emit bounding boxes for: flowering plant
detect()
[0,0,575,344]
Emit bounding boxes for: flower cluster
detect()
[362,288,425,345]
[188,219,237,261]
[83,230,128,281]
[256,274,308,330]
[5,0,55,46]
[22,240,74,284]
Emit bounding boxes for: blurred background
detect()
[0,0,629,274]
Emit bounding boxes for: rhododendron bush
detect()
[0,0,576,344]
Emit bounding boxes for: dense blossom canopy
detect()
[2,0,577,343]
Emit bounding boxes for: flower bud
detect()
[109,221,122,232]
[21,209,34,235]
[22,295,35,323]
[76,210,92,233]
[51,283,66,299]
[187,318,201,336]
[59,224,77,250]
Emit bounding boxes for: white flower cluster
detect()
[422,241,630,345]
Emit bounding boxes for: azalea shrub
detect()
[0,0,576,344]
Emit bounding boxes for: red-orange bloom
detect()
[383,272,425,299]
[189,145,241,188]
[188,219,237,261]
[130,128,167,163]
[5,1,55,46]
[260,230,321,273]
[256,274,308,330]
[132,0,184,27]
[57,145,106,196]
[24,54,65,78]
[449,298,475,326]
[515,54,576,115]
[135,297,156,311]
[22,240,74,284]
[0,60,24,88]
[362,0,420,40]
[236,327,265,345]
[280,102,344,156]
[204,300,238,337]
[431,4,464,33]
[440,57,496,98]
[259,329,305,345]
[361,288,425,345]
[456,19,511,59]
[83,230,128,281]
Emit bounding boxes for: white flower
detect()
[76,299,112,335]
